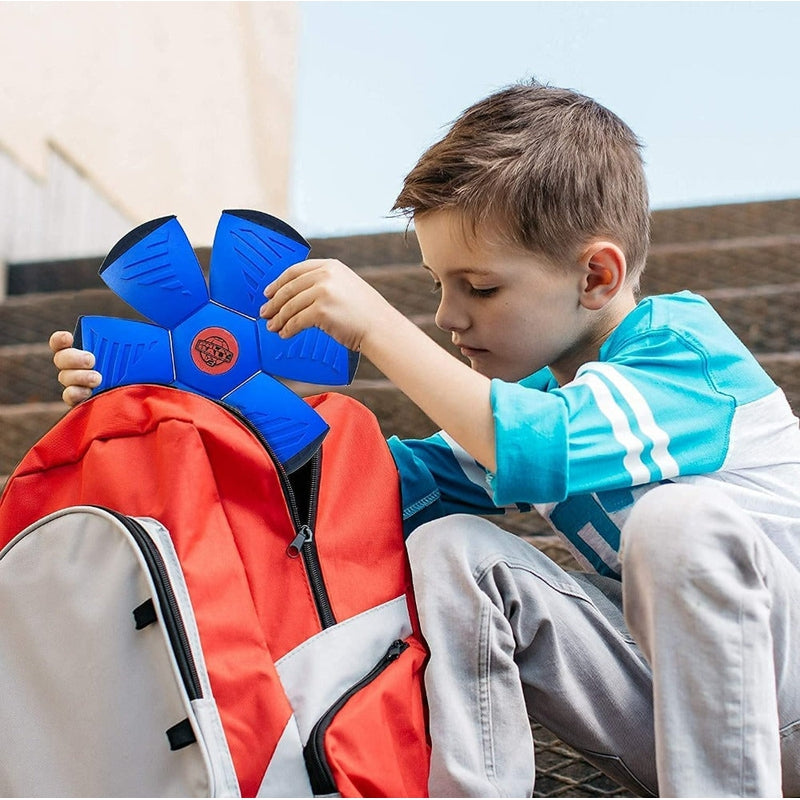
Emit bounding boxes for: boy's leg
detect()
[406,515,658,798]
[621,483,800,797]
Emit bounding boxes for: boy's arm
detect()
[261,259,497,472]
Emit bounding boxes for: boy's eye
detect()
[469,286,498,298]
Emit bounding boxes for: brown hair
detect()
[393,80,650,284]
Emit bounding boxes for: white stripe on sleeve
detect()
[588,364,679,479]
[573,372,651,484]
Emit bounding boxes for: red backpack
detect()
[0,384,430,797]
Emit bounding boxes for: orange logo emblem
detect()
[191,327,239,374]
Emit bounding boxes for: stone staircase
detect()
[1,197,798,796]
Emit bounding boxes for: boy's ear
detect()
[579,241,627,310]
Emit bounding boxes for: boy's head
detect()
[393,80,650,288]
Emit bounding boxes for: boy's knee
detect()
[406,514,470,563]
[621,483,758,577]
[406,514,550,582]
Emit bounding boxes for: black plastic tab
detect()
[133,598,157,630]
[166,718,197,751]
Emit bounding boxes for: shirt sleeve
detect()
[489,324,772,507]
[388,431,530,537]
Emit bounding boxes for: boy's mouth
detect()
[456,343,488,358]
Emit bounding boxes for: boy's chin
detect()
[471,362,530,383]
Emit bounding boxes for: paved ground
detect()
[533,725,636,798]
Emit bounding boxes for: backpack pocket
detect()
[303,636,429,797]
[0,505,239,797]
[275,595,430,797]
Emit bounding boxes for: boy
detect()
[51,81,800,796]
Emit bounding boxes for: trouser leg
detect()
[406,514,658,797]
[622,483,800,797]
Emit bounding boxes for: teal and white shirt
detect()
[389,291,800,578]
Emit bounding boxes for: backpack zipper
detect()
[216,399,336,630]
[284,452,336,629]
[303,639,409,794]
[98,507,202,701]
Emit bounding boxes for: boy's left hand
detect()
[260,259,392,352]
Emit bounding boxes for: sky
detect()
[289,1,800,237]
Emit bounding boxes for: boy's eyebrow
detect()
[421,262,495,278]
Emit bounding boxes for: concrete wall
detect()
[0,1,298,262]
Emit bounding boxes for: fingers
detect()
[61,384,95,407]
[261,260,336,333]
[53,346,95,371]
[58,367,101,406]
[49,330,74,353]
[263,259,329,302]
[258,258,367,351]
[57,365,101,387]
[51,331,101,407]
[262,275,322,337]
[57,365,102,410]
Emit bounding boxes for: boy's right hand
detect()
[49,331,102,407]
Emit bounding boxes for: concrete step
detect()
[649,198,800,246]
[0,343,62,405]
[753,352,800,411]
[705,284,800,354]
[0,288,146,346]
[0,402,67,478]
[642,236,800,295]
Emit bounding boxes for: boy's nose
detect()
[434,298,468,333]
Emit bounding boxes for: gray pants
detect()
[406,484,800,796]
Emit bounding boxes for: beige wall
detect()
[0,1,298,257]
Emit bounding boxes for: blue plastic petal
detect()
[80,210,353,473]
[223,372,329,473]
[74,316,174,390]
[209,209,310,316]
[99,216,209,328]
[258,324,359,385]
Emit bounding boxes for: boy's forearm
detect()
[361,305,496,473]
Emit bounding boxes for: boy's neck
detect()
[549,291,638,386]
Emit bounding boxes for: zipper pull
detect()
[386,639,408,661]
[287,524,313,558]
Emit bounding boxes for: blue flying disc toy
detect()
[74,209,359,473]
